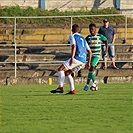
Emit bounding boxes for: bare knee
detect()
[58,64,66,71]
[65,70,72,76]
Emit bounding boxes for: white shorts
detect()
[63,58,85,72]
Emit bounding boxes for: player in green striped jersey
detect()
[83,23,108,91]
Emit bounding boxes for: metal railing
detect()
[0,14,131,78]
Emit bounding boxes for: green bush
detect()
[0,6,132,24]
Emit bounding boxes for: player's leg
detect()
[77,69,82,77]
[58,64,67,88]
[50,58,84,94]
[83,66,94,91]
[65,59,84,94]
[84,57,99,91]
[66,73,76,94]
[50,64,67,93]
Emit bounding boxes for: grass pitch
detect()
[0,83,132,133]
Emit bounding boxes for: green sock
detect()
[87,72,93,84]
[92,72,96,82]
[87,71,96,84]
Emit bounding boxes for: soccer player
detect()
[50,24,92,94]
[83,23,108,91]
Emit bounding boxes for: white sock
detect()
[58,71,65,87]
[66,75,74,91]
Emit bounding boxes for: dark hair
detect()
[89,23,96,28]
[72,24,80,33]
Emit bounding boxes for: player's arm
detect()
[85,41,92,69]
[69,44,76,66]
[69,35,76,66]
[86,49,92,69]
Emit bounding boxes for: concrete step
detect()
[0,45,71,54]
[0,52,132,62]
[2,27,133,45]
[2,36,133,45]
[0,61,132,71]
[0,68,132,79]
[81,68,133,77]
[30,62,133,69]
[46,0,114,11]
[0,49,15,55]
[0,53,72,62]
[1,0,38,8]
[0,45,133,54]
[1,75,132,85]
[18,46,71,54]
[115,45,133,52]
[0,69,56,78]
[120,0,133,9]
[120,0,133,18]
[121,10,133,18]
[116,53,133,60]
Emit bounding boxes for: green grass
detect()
[0,83,132,133]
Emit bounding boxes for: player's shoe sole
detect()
[50,88,64,93]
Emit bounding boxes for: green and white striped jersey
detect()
[86,34,107,58]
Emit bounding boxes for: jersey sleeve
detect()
[99,34,107,41]
[85,41,90,50]
[69,35,76,46]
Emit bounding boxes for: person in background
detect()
[83,23,108,91]
[98,19,119,70]
[50,24,92,94]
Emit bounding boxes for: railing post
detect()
[124,15,127,43]
[14,17,17,78]
[70,17,73,35]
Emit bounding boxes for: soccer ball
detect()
[90,83,98,91]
